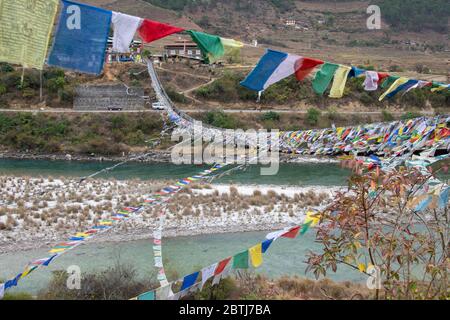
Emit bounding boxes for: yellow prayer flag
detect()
[208,37,244,63]
[305,211,320,226]
[0,0,59,69]
[20,266,36,278]
[221,37,244,49]
[49,248,65,253]
[249,243,263,268]
[329,65,352,98]
[358,263,366,273]
[75,233,89,238]
[379,77,409,101]
[430,85,448,93]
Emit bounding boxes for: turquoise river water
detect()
[0,159,366,295]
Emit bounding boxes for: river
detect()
[0,159,365,295]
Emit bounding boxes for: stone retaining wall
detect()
[74,84,145,110]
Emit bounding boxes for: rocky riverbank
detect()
[0,175,340,253]
[0,149,339,164]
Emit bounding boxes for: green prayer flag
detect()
[300,221,313,235]
[381,75,400,89]
[312,63,339,95]
[187,30,224,62]
[232,250,249,269]
[138,291,155,300]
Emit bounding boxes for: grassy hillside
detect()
[0,112,164,155]
[193,70,450,110]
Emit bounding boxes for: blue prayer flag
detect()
[42,254,58,266]
[48,0,112,74]
[261,239,273,253]
[181,271,199,291]
[386,79,419,99]
[348,66,365,78]
[240,49,289,92]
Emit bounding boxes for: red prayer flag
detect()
[214,257,231,275]
[377,72,389,84]
[281,226,301,239]
[295,57,324,81]
[138,19,184,43]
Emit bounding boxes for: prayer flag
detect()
[379,77,409,101]
[208,37,244,63]
[232,250,249,269]
[240,49,302,92]
[0,0,58,69]
[282,226,300,239]
[363,71,380,91]
[48,0,112,74]
[214,257,231,275]
[20,266,37,278]
[377,72,389,85]
[201,263,218,289]
[348,66,365,78]
[137,291,155,300]
[380,75,400,89]
[155,284,172,300]
[0,283,4,300]
[312,62,340,95]
[358,263,366,273]
[305,211,320,226]
[261,239,273,253]
[138,19,184,43]
[187,30,224,62]
[111,12,142,53]
[249,244,263,268]
[295,57,324,81]
[181,272,199,291]
[300,221,313,235]
[329,65,352,98]
[385,79,419,99]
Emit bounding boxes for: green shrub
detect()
[21,71,41,89]
[261,111,280,122]
[22,88,35,98]
[126,130,146,145]
[78,137,129,155]
[401,112,422,120]
[2,292,34,300]
[0,84,6,95]
[38,262,156,300]
[359,92,375,105]
[204,110,238,129]
[382,110,394,121]
[44,68,65,80]
[166,87,188,103]
[0,62,14,73]
[46,76,65,93]
[58,87,74,103]
[0,71,21,88]
[306,107,321,125]
[192,277,238,300]
[326,107,339,121]
[388,65,404,72]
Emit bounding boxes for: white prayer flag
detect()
[201,263,218,289]
[112,12,142,53]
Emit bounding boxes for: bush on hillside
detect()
[204,110,239,129]
[261,111,280,122]
[38,261,156,300]
[307,107,321,125]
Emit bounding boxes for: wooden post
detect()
[40,69,43,102]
